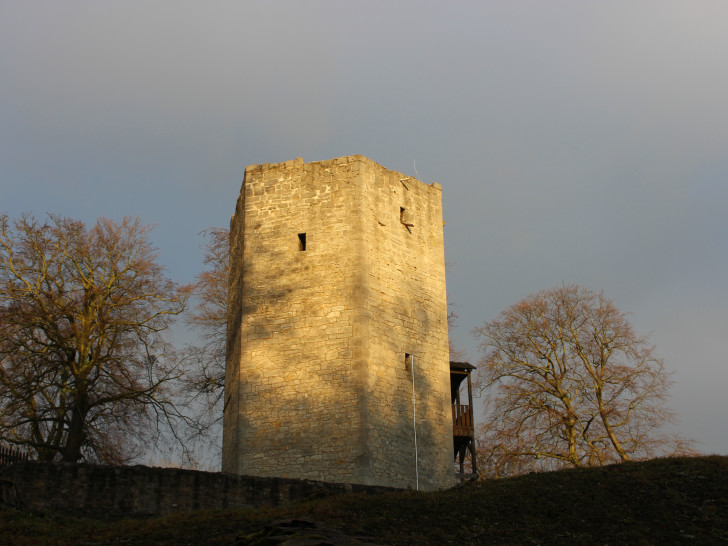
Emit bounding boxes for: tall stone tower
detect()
[222,155,453,490]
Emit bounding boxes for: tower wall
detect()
[222,156,453,490]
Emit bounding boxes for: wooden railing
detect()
[0,444,30,466]
[452,404,474,437]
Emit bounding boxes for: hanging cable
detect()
[411,354,419,491]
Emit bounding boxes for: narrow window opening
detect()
[405,353,412,372]
[298,233,306,251]
[400,207,413,228]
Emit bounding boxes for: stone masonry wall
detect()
[0,462,394,519]
[357,161,453,490]
[222,156,453,490]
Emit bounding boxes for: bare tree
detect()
[448,305,466,361]
[446,261,466,362]
[182,228,229,433]
[472,284,693,478]
[0,214,189,463]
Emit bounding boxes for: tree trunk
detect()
[600,409,630,462]
[61,389,88,462]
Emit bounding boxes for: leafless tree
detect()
[448,305,466,361]
[472,284,694,478]
[0,214,189,463]
[445,261,466,362]
[181,228,229,434]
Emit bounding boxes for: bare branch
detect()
[473,284,694,478]
[0,214,189,463]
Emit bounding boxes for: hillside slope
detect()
[1,456,727,545]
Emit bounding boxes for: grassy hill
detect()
[1,455,727,545]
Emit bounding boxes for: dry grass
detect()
[1,455,727,545]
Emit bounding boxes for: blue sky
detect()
[2,1,727,456]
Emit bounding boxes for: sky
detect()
[2,1,727,457]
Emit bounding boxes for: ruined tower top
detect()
[222,155,453,490]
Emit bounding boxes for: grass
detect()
[1,455,727,545]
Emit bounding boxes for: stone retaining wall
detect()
[0,461,395,519]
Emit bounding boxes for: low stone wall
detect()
[0,461,396,519]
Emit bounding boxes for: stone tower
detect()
[222,155,454,490]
